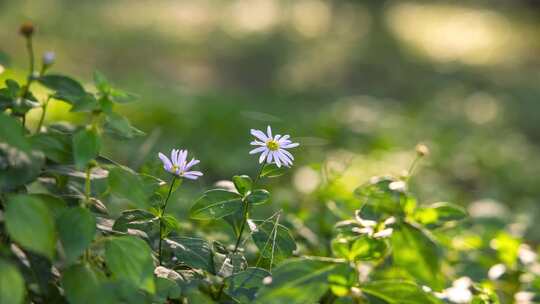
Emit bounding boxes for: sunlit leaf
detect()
[0,260,25,304]
[361,280,443,304]
[190,189,243,220]
[391,222,443,289]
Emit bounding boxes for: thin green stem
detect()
[217,163,266,300]
[35,96,51,133]
[158,176,177,265]
[232,163,266,254]
[26,37,34,77]
[84,166,91,204]
[405,156,421,183]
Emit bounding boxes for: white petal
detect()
[159,153,173,170]
[249,146,266,155]
[274,152,281,167]
[373,228,393,239]
[250,140,265,146]
[282,142,299,149]
[266,126,272,139]
[278,134,290,143]
[185,170,203,176]
[276,151,290,167]
[279,148,294,161]
[178,150,188,168]
[171,149,178,166]
[251,129,268,141]
[185,158,200,171]
[266,150,274,164]
[259,149,269,163]
[274,134,281,142]
[183,173,200,180]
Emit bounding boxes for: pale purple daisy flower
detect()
[249,126,300,167]
[158,149,203,180]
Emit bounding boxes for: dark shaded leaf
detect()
[57,207,96,264]
[73,127,101,169]
[252,219,296,263]
[225,267,270,303]
[164,237,215,273]
[5,195,56,259]
[105,236,155,293]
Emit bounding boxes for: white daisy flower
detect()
[158,149,203,180]
[249,126,299,167]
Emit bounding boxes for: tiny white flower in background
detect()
[250,126,299,167]
[488,263,506,280]
[519,244,538,265]
[352,211,395,239]
[158,149,203,180]
[389,180,407,192]
[43,51,55,65]
[441,277,473,304]
[515,291,535,304]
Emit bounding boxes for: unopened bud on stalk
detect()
[19,22,35,38]
[415,143,430,157]
[42,51,55,66]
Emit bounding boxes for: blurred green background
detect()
[2,0,540,241]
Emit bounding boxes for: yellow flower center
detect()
[266,140,279,151]
[172,165,180,172]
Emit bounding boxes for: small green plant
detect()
[0,23,538,304]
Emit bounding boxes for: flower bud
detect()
[415,143,430,157]
[19,22,35,38]
[42,51,55,66]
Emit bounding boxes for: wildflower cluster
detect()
[0,23,538,304]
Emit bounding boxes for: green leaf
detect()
[354,176,407,215]
[105,236,155,294]
[0,260,25,304]
[31,131,73,163]
[233,175,252,195]
[163,237,215,273]
[246,189,270,205]
[190,189,243,220]
[255,258,344,304]
[415,202,467,226]
[113,209,158,233]
[331,236,388,262]
[5,195,56,259]
[0,114,44,190]
[225,267,270,302]
[73,127,101,169]
[360,280,443,304]
[391,222,443,289]
[260,164,287,178]
[62,264,102,304]
[104,112,144,139]
[109,88,138,103]
[94,71,111,94]
[57,207,96,263]
[69,94,99,113]
[161,214,180,237]
[38,74,86,102]
[108,166,151,208]
[252,219,296,263]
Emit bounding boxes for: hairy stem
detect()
[84,166,91,204]
[158,176,177,265]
